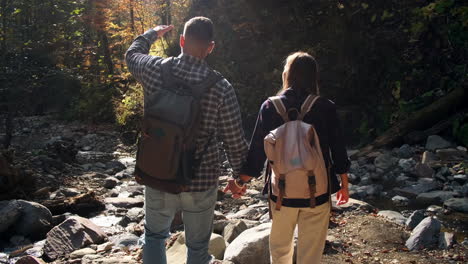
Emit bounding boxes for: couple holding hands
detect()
[126,16,350,264]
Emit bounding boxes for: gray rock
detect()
[115,170,133,180]
[426,135,452,151]
[457,146,467,152]
[444,197,468,213]
[438,232,456,249]
[224,223,271,264]
[392,195,410,207]
[110,233,140,248]
[360,175,372,185]
[167,233,226,262]
[13,255,46,264]
[416,191,457,205]
[209,233,227,260]
[377,210,407,225]
[426,205,444,215]
[223,220,248,243]
[15,200,53,239]
[0,200,21,233]
[118,157,136,168]
[421,151,439,165]
[374,153,397,170]
[213,220,230,235]
[453,174,467,184]
[70,247,96,259]
[394,180,441,198]
[43,216,107,260]
[59,188,80,197]
[398,144,414,159]
[436,148,468,161]
[398,159,416,172]
[348,173,359,184]
[104,197,143,208]
[405,210,426,230]
[363,184,383,197]
[104,177,119,189]
[119,207,145,227]
[106,160,126,171]
[405,217,441,250]
[228,207,259,220]
[414,163,434,178]
[259,213,271,223]
[396,174,410,184]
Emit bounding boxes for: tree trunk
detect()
[1,0,8,55]
[352,86,468,158]
[99,30,114,75]
[129,0,135,35]
[161,0,171,25]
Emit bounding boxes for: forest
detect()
[0,0,468,263]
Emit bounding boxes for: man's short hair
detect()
[183,16,214,43]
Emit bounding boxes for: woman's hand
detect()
[336,173,349,206]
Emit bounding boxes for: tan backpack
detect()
[264,95,328,210]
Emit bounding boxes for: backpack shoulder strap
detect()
[191,70,223,99]
[298,95,320,120]
[269,96,289,122]
[161,57,222,99]
[161,57,176,85]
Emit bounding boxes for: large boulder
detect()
[0,200,22,233]
[405,217,441,250]
[394,180,441,198]
[223,220,248,243]
[167,233,227,262]
[377,210,406,225]
[14,255,46,264]
[436,148,468,161]
[15,200,53,239]
[425,135,452,151]
[443,198,468,213]
[405,210,426,230]
[414,163,434,178]
[228,207,260,220]
[415,191,457,205]
[43,216,107,260]
[224,223,271,264]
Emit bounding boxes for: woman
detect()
[227,51,350,264]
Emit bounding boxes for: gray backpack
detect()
[134,57,222,193]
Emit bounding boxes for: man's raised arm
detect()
[125,25,173,83]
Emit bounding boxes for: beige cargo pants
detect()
[269,200,330,264]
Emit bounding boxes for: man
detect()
[125,17,248,264]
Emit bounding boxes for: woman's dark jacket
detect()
[241,88,351,207]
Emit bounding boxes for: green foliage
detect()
[453,114,468,147]
[114,84,143,130]
[71,83,115,123]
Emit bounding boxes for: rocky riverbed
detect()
[1,115,467,263]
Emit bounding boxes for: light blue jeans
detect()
[143,185,217,264]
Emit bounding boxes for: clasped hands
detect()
[223,174,251,199]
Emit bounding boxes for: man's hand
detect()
[223,178,247,199]
[153,25,174,38]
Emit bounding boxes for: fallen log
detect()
[352,86,467,159]
[41,191,105,216]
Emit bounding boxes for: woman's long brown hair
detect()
[278,51,320,95]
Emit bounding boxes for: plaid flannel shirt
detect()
[125,29,248,192]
